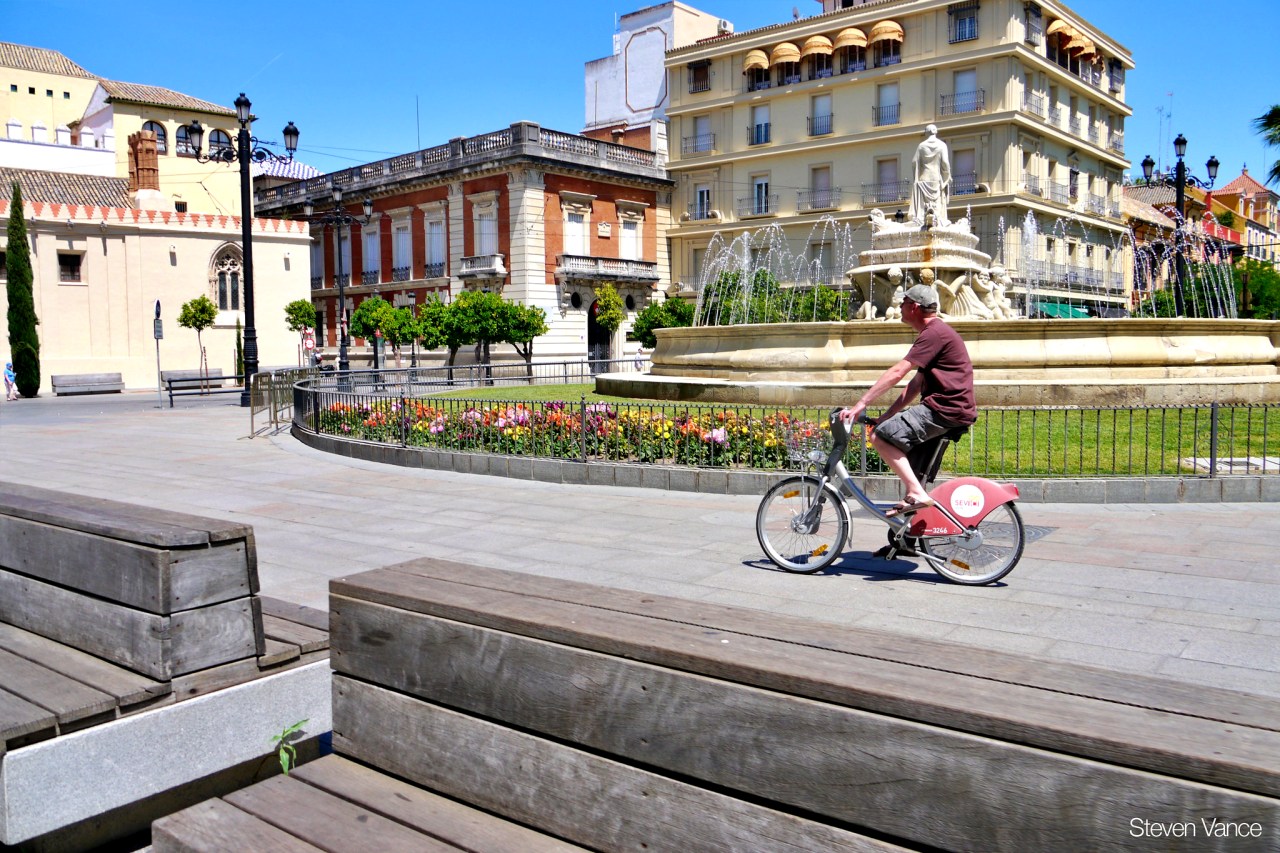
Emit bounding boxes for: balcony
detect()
[689,76,710,94]
[1088,126,1100,146]
[686,202,718,221]
[1048,105,1062,126]
[808,113,833,136]
[747,123,771,146]
[1022,172,1043,197]
[872,103,900,127]
[1086,193,1107,216]
[1077,63,1102,89]
[1108,131,1124,155]
[1069,116,1084,137]
[391,266,411,282]
[458,254,507,279]
[952,172,979,196]
[556,255,660,284]
[1022,91,1046,118]
[681,133,715,156]
[1047,181,1070,205]
[797,188,842,212]
[335,274,350,288]
[861,179,910,206]
[425,261,446,279]
[362,270,379,285]
[737,194,778,217]
[310,275,323,290]
[939,89,985,117]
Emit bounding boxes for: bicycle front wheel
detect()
[756,476,848,573]
[922,501,1025,585]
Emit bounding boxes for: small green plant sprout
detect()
[271,718,308,775]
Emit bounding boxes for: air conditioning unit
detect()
[717,18,734,35]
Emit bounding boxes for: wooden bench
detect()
[0,482,331,849]
[162,368,225,390]
[50,372,124,395]
[154,559,1280,851]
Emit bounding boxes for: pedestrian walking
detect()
[4,362,17,400]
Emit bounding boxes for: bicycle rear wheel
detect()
[922,501,1025,585]
[756,476,847,573]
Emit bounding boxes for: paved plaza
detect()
[1,392,1278,700]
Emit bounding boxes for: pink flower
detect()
[707,427,727,445]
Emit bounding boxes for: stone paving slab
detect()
[0,392,1277,700]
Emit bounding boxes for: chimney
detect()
[611,127,626,144]
[128,130,161,192]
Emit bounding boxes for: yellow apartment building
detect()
[664,0,1135,315]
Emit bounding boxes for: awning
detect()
[868,20,904,45]
[800,35,833,59]
[1046,19,1076,38]
[769,42,801,66]
[833,27,868,50]
[1065,33,1096,55]
[1031,301,1091,319]
[743,49,769,72]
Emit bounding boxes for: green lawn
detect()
[427,383,651,404]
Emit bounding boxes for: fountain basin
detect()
[599,319,1280,407]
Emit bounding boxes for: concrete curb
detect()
[292,426,1276,503]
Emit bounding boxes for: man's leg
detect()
[871,433,931,505]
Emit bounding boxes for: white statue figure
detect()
[938,271,993,320]
[867,208,912,234]
[882,266,904,321]
[909,124,951,227]
[991,265,1019,319]
[855,298,877,320]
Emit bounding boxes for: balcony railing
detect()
[687,202,717,221]
[391,266,411,282]
[1077,63,1102,88]
[800,265,842,285]
[1109,131,1124,155]
[1086,193,1107,216]
[1088,126,1100,146]
[952,172,979,196]
[939,89,985,116]
[425,261,446,279]
[689,76,710,94]
[872,103,900,127]
[747,123,772,145]
[797,188,842,211]
[861,179,910,206]
[737,194,778,217]
[1022,91,1046,118]
[311,275,323,290]
[1048,181,1071,205]
[335,274,350,288]
[458,254,507,278]
[362,270,379,285]
[1069,116,1084,137]
[1048,105,1062,126]
[556,255,660,283]
[681,133,715,155]
[1108,201,1121,219]
[808,113,833,136]
[1023,172,1042,196]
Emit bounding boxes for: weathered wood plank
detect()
[0,647,118,725]
[331,601,1280,851]
[261,613,328,654]
[0,622,169,710]
[334,677,905,853]
[259,596,329,633]
[330,580,1280,799]
[150,798,325,853]
[169,650,328,703]
[169,540,253,611]
[223,774,460,852]
[361,558,1280,731]
[293,755,585,852]
[0,685,56,746]
[0,567,167,677]
[259,637,301,669]
[168,597,260,676]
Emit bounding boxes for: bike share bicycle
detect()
[756,410,1026,585]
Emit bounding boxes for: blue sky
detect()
[5,0,1277,189]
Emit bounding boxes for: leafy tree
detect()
[629,297,694,349]
[178,295,218,369]
[5,182,39,397]
[450,289,506,369]
[1234,257,1280,318]
[792,284,846,322]
[348,296,396,367]
[501,301,549,377]
[593,283,625,333]
[1214,210,1235,229]
[1253,104,1280,187]
[699,270,785,325]
[283,298,317,358]
[380,306,420,367]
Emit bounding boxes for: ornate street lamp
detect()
[1140,134,1219,316]
[301,189,373,373]
[188,94,299,405]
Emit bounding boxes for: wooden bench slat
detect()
[258,637,301,668]
[223,774,461,853]
[348,558,1280,731]
[330,576,1280,799]
[335,676,907,853]
[293,755,585,852]
[0,622,169,710]
[151,798,326,853]
[0,647,117,726]
[259,596,329,633]
[262,613,328,654]
[0,685,57,747]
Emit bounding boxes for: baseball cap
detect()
[902,284,939,310]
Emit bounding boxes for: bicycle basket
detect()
[779,422,832,464]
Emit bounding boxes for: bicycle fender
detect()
[909,477,1020,536]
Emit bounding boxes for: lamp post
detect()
[1141,134,1219,317]
[188,94,299,405]
[302,189,373,373]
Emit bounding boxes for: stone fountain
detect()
[601,128,1280,407]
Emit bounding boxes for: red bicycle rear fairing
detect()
[908,477,1020,536]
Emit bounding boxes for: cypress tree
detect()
[5,182,40,397]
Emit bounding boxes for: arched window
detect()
[176,125,194,156]
[142,121,167,154]
[212,250,242,311]
[209,129,232,156]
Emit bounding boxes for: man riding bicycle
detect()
[839,281,976,517]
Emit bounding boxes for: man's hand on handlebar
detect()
[838,404,869,427]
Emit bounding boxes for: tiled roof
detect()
[1122,184,1175,208]
[1217,170,1275,198]
[100,80,235,116]
[0,167,131,208]
[0,41,96,78]
[1120,195,1174,228]
[250,158,321,180]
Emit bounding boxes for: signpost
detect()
[153,301,164,408]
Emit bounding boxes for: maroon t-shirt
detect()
[904,319,976,426]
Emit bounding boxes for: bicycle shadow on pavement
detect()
[743,551,957,585]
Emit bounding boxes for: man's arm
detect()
[842,358,916,424]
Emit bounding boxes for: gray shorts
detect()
[873,404,957,454]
